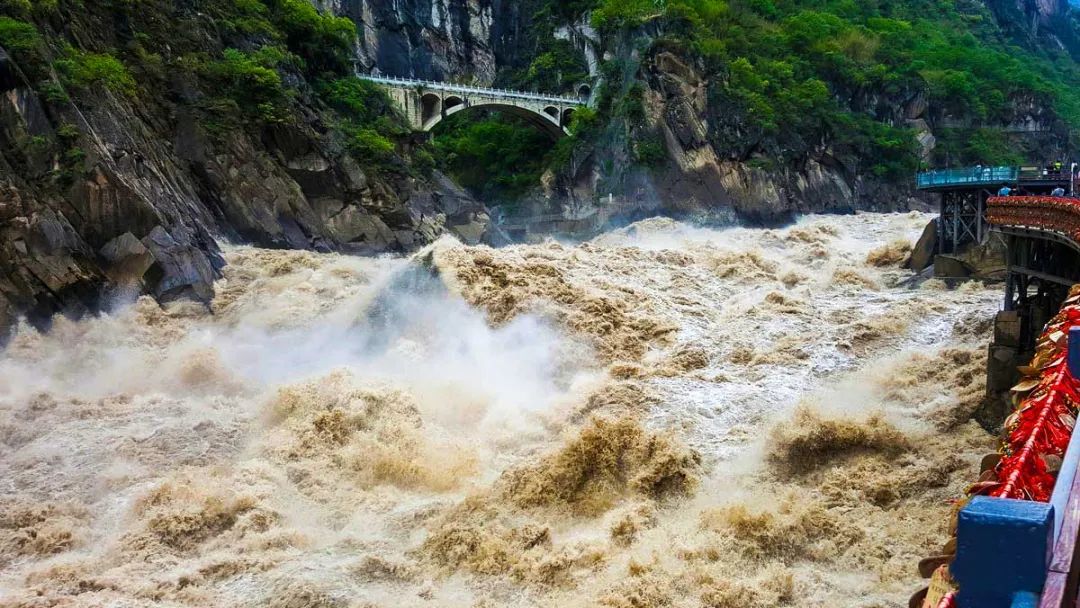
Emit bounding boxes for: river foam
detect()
[0,212,997,607]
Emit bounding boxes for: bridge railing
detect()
[916,166,1019,189]
[945,291,1080,608]
[359,74,584,105]
[987,195,1080,243]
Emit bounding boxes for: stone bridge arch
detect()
[424,101,570,139]
[364,76,586,139]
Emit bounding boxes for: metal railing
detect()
[359,74,585,105]
[916,166,1019,189]
[987,195,1080,246]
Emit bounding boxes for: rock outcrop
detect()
[0,3,490,335]
[331,0,499,84]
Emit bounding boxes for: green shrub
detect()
[56,123,80,142]
[64,146,86,164]
[219,0,276,36]
[0,16,45,76]
[0,0,31,16]
[37,81,70,104]
[197,47,294,124]
[263,0,355,77]
[55,48,137,97]
[205,48,286,104]
[411,147,436,176]
[344,126,395,164]
[512,40,590,93]
[634,135,667,166]
[0,16,40,54]
[619,82,646,122]
[318,77,395,124]
[431,111,554,201]
[592,0,663,32]
[31,0,58,16]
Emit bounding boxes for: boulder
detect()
[141,226,215,302]
[934,254,971,279]
[99,232,154,283]
[908,220,938,271]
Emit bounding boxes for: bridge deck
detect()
[987,195,1080,245]
[359,75,584,106]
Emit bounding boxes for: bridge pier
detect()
[982,224,1080,430]
[939,189,994,254]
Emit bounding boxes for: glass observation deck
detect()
[916,166,1072,191]
[916,167,1019,190]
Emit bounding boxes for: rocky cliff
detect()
[0,0,489,337]
[355,0,1080,232]
[493,1,1080,229]
[4,0,1080,335]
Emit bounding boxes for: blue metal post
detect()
[952,496,1054,608]
[1068,327,1080,379]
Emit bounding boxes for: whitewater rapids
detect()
[0,212,998,608]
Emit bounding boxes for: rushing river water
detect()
[0,212,1000,608]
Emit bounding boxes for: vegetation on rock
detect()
[437,0,1080,208]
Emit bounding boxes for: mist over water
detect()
[0,213,998,607]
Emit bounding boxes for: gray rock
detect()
[934,254,971,279]
[141,226,215,302]
[908,219,938,272]
[99,232,155,283]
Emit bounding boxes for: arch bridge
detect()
[360,75,588,138]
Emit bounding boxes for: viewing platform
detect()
[914,165,1076,256]
[916,166,1073,193]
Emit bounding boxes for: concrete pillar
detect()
[981,311,1024,431]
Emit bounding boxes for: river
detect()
[0,212,1000,607]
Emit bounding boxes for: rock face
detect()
[331,0,499,83]
[0,5,490,334]
[525,49,931,226]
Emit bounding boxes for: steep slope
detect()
[5,0,1080,333]
[416,0,1080,226]
[0,0,489,335]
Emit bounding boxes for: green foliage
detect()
[37,81,70,104]
[261,0,355,77]
[200,47,291,122]
[317,77,407,168]
[592,0,666,32]
[0,16,45,76]
[55,47,137,97]
[0,0,31,16]
[0,16,39,54]
[619,81,646,122]
[634,134,668,166]
[318,77,395,126]
[56,123,80,142]
[933,128,1025,167]
[32,0,59,16]
[217,0,276,37]
[513,40,590,93]
[640,0,1080,172]
[342,126,395,164]
[411,147,436,176]
[432,112,554,202]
